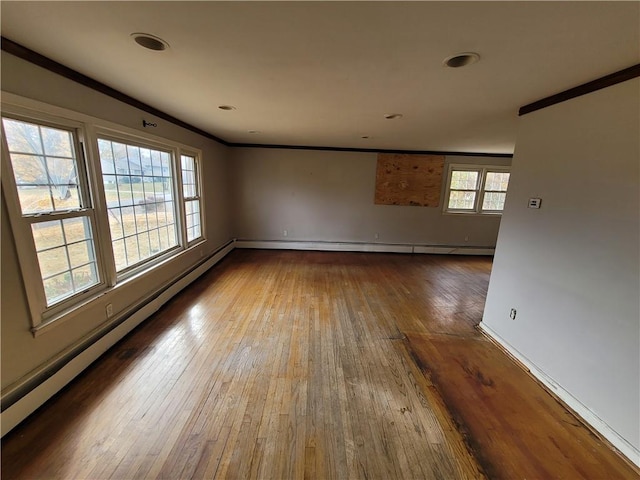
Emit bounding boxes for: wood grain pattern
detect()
[407,334,639,480]
[374,153,444,206]
[2,250,637,479]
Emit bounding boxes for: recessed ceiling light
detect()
[131,33,169,51]
[218,105,236,111]
[443,52,480,68]
[384,113,403,120]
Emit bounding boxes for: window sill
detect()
[442,211,503,217]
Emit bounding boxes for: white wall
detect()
[231,147,510,247]
[481,79,640,461]
[1,52,234,394]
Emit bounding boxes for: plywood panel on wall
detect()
[374,154,444,206]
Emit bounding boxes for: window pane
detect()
[108,208,124,240]
[450,171,478,190]
[43,273,73,306]
[32,220,64,250]
[68,240,93,268]
[150,150,162,176]
[485,172,510,191]
[121,206,137,237]
[134,204,149,232]
[73,264,98,291]
[63,217,93,244]
[41,127,73,157]
[448,191,476,210]
[98,139,116,174]
[124,235,141,266]
[98,138,177,272]
[11,154,47,185]
[31,217,99,305]
[181,155,201,243]
[160,224,176,250]
[181,154,194,172]
[16,185,53,214]
[3,118,83,215]
[2,118,43,154]
[52,185,81,211]
[183,181,195,199]
[185,199,201,242]
[37,246,70,278]
[137,230,152,259]
[112,239,127,271]
[181,154,197,199]
[482,192,507,211]
[149,229,161,255]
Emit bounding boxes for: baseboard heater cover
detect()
[235,239,495,255]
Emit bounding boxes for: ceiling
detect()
[1,1,638,154]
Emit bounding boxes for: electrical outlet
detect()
[510,308,517,320]
[283,229,288,237]
[374,232,379,240]
[106,303,113,318]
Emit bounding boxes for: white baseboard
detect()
[479,322,640,467]
[1,241,234,437]
[413,245,495,255]
[235,240,495,255]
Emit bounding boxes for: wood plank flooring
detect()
[2,249,638,479]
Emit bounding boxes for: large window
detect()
[1,101,205,331]
[98,138,177,272]
[444,165,510,214]
[2,116,101,309]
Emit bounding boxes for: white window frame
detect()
[443,164,510,215]
[180,151,204,246]
[1,94,206,333]
[93,129,184,281]
[1,107,107,326]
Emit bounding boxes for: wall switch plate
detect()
[106,303,113,318]
[528,198,542,209]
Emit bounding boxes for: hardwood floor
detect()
[2,250,637,479]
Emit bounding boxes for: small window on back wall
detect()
[444,165,510,214]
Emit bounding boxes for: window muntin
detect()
[2,116,101,309]
[445,165,510,214]
[98,138,177,273]
[180,154,202,243]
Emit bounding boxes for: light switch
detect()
[528,198,542,209]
